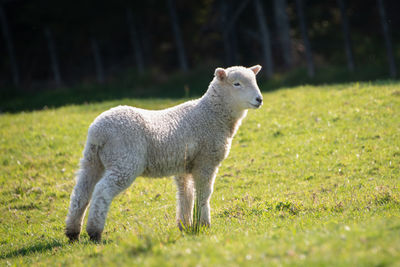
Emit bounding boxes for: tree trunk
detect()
[141,30,153,68]
[254,0,274,78]
[377,0,396,78]
[44,27,62,87]
[229,26,238,66]
[220,0,237,66]
[91,39,105,84]
[295,0,315,77]
[126,8,144,74]
[337,0,355,72]
[166,0,188,72]
[0,4,19,87]
[273,0,293,68]
[221,0,252,66]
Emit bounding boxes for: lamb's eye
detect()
[233,82,241,87]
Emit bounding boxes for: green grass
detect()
[0,81,399,266]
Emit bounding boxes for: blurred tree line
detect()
[1,0,399,91]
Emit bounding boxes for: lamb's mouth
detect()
[249,102,261,108]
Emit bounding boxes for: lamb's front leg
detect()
[175,174,194,230]
[192,166,218,227]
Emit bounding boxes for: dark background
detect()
[1,0,399,111]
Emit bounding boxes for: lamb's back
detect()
[87,105,148,146]
[87,101,216,177]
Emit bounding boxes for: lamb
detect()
[65,65,263,242]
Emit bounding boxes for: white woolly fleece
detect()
[65,65,263,242]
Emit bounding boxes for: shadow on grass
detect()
[0,237,114,259]
[0,239,64,259]
[0,65,398,113]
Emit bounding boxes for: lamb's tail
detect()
[65,140,104,241]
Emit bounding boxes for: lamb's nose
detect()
[256,97,263,104]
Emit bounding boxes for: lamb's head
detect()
[214,65,263,110]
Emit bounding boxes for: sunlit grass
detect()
[0,81,399,266]
[180,197,210,236]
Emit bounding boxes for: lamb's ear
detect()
[214,67,227,81]
[250,65,262,75]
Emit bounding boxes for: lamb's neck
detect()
[200,84,247,137]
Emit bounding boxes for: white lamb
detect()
[65,65,263,242]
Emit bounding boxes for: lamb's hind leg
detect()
[175,174,194,230]
[86,169,136,242]
[66,145,104,241]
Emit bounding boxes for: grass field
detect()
[1,81,399,266]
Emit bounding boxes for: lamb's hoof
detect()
[200,221,211,228]
[88,231,102,243]
[177,220,191,231]
[65,231,80,242]
[177,223,186,232]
